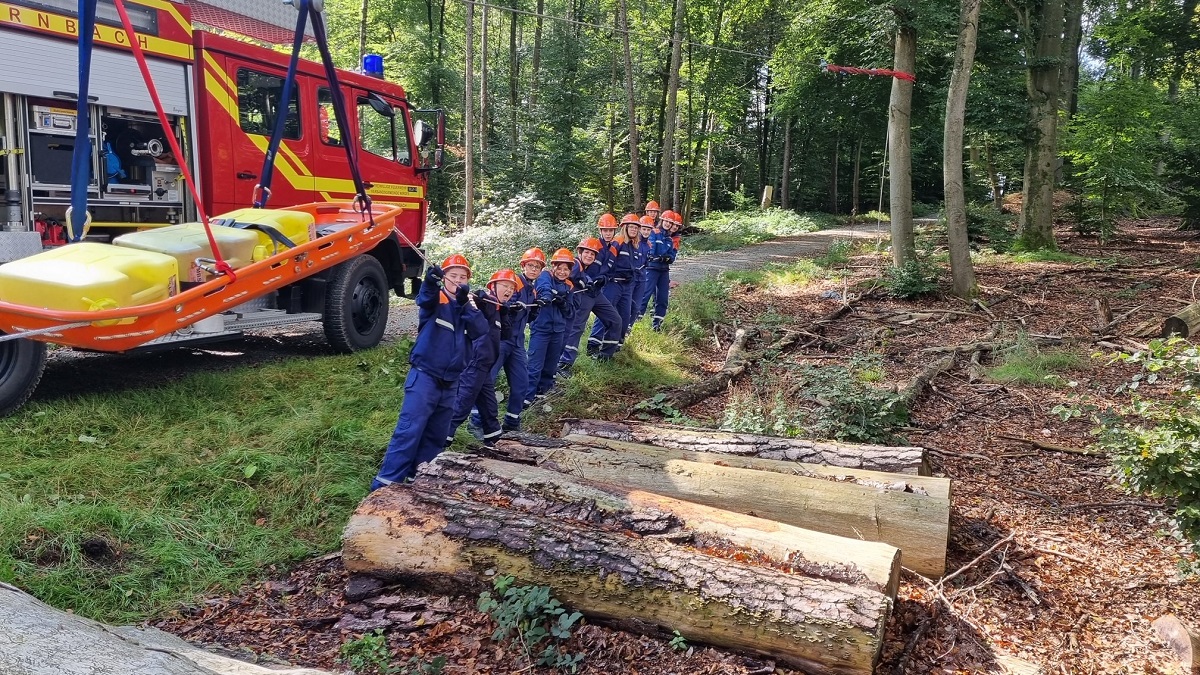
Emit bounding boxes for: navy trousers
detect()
[630,272,647,326]
[490,339,529,429]
[526,328,566,402]
[448,354,501,445]
[640,268,671,329]
[372,368,457,489]
[589,280,633,349]
[561,292,620,367]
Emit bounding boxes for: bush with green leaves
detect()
[685,209,831,252]
[963,202,1016,252]
[477,575,584,672]
[1094,338,1200,550]
[883,258,940,298]
[337,630,447,675]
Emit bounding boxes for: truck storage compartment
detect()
[0,243,179,322]
[113,223,259,282]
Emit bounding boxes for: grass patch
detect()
[0,347,409,622]
[685,209,833,253]
[988,336,1088,387]
[723,260,825,290]
[1003,249,1093,264]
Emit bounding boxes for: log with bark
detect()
[0,582,331,675]
[563,418,933,477]
[343,458,893,675]
[1153,614,1200,674]
[489,437,949,576]
[1163,303,1200,338]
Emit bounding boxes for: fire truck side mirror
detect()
[365,93,395,118]
[413,120,435,149]
[414,109,446,172]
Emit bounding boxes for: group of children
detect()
[371,201,683,490]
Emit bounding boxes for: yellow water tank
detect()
[113,223,259,282]
[214,208,317,260]
[0,243,179,318]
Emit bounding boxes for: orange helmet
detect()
[440,253,472,277]
[645,200,660,214]
[577,237,603,254]
[488,268,521,291]
[639,215,656,226]
[597,213,618,231]
[520,247,546,267]
[550,248,575,266]
[620,212,641,226]
[660,210,682,226]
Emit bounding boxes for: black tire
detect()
[0,336,47,417]
[323,255,390,353]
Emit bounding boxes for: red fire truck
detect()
[0,0,444,414]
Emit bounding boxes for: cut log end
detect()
[1153,614,1200,674]
[1163,303,1200,338]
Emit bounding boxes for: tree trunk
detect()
[851,136,863,216]
[618,0,642,210]
[1059,0,1083,119]
[1017,0,1065,250]
[985,137,1002,210]
[657,0,685,207]
[492,438,950,576]
[509,0,518,163]
[414,454,902,594]
[780,117,792,209]
[479,3,489,173]
[888,25,918,267]
[830,133,840,214]
[562,419,935,478]
[357,0,369,72]
[944,0,981,299]
[0,583,332,675]
[464,1,475,227]
[703,118,715,214]
[1162,303,1200,338]
[343,464,893,674]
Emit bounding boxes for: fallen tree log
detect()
[1153,614,1200,674]
[1163,303,1200,338]
[491,438,949,576]
[412,453,901,595]
[343,477,892,675]
[0,582,330,675]
[562,418,933,477]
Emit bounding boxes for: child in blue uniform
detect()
[630,215,655,325]
[446,270,513,447]
[589,213,636,353]
[640,210,681,331]
[372,254,489,489]
[559,237,621,373]
[526,248,576,402]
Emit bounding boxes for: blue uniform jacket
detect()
[632,237,651,271]
[411,281,490,381]
[570,260,607,298]
[606,239,636,282]
[646,229,678,271]
[594,237,617,277]
[503,280,536,344]
[471,289,503,366]
[530,270,576,333]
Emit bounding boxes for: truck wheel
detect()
[324,255,390,353]
[0,336,47,417]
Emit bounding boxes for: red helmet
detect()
[520,247,546,266]
[488,268,521,292]
[645,200,660,214]
[660,210,682,226]
[577,237,603,254]
[597,213,618,231]
[440,253,472,277]
[550,248,575,266]
[620,212,641,226]
[639,215,656,227]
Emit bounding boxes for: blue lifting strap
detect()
[66,0,98,242]
[253,0,310,208]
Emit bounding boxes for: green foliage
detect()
[477,575,584,672]
[669,631,688,651]
[723,260,825,289]
[0,349,406,623]
[1093,339,1200,551]
[723,356,909,444]
[1062,80,1174,242]
[1002,249,1092,264]
[661,277,729,346]
[812,240,853,268]
[339,630,393,675]
[338,631,447,675]
[883,259,941,298]
[987,336,1087,388]
[685,210,830,253]
[964,202,1016,252]
[1162,93,1200,230]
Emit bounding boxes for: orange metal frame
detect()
[0,202,405,352]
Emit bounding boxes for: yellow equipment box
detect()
[113,223,259,282]
[213,208,317,260]
[0,243,178,318]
